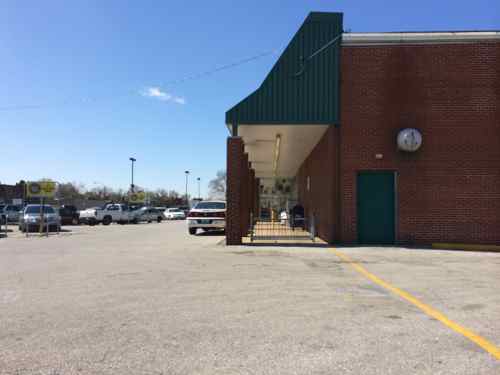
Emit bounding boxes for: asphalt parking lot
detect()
[0,221,499,374]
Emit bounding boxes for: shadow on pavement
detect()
[196,230,225,236]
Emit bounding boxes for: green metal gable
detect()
[226,12,343,126]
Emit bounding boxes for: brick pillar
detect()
[255,178,260,219]
[240,153,249,237]
[226,137,244,245]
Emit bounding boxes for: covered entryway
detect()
[224,12,343,245]
[248,175,316,243]
[240,125,326,242]
[357,171,396,244]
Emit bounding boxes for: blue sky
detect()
[1,0,498,197]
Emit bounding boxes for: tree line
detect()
[56,170,226,206]
[56,182,186,207]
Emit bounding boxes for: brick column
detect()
[254,178,260,219]
[240,153,249,237]
[226,137,244,245]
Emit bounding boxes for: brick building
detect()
[225,12,500,246]
[0,181,25,204]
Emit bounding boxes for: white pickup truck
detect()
[79,203,136,226]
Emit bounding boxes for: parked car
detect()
[150,208,166,222]
[0,205,5,225]
[186,201,226,235]
[130,207,165,223]
[19,204,61,233]
[58,205,80,225]
[79,203,135,225]
[178,206,191,216]
[164,208,186,220]
[2,204,23,223]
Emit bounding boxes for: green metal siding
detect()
[226,12,343,125]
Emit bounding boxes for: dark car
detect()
[58,205,80,225]
[0,204,5,225]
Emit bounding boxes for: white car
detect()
[164,208,186,220]
[187,201,226,235]
[79,203,134,225]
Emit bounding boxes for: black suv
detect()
[58,205,79,225]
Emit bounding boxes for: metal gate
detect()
[249,212,316,242]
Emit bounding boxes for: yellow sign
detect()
[26,181,57,198]
[129,191,146,203]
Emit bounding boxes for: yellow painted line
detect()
[330,248,500,360]
[432,243,500,252]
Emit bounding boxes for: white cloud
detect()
[140,86,185,105]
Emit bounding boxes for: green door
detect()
[357,172,395,244]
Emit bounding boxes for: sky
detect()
[1,0,498,197]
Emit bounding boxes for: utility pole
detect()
[129,157,136,192]
[184,170,190,206]
[197,177,201,199]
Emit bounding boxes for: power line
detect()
[0,49,279,112]
[163,49,279,87]
[294,33,342,77]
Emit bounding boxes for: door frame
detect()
[356,170,398,245]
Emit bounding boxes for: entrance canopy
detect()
[225,12,342,179]
[239,124,328,178]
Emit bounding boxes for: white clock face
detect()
[397,128,422,152]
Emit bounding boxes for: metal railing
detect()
[249,212,316,242]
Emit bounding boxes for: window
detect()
[195,202,226,210]
[25,205,55,214]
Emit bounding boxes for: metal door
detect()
[357,172,396,244]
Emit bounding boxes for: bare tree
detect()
[57,182,85,201]
[208,170,226,200]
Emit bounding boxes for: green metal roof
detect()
[226,12,343,126]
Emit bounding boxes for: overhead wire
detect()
[0,49,279,112]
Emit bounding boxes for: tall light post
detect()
[184,170,190,205]
[129,157,136,192]
[197,177,201,199]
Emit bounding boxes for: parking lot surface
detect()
[1,222,499,374]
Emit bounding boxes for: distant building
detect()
[0,181,25,203]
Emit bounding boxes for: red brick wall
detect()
[226,137,244,245]
[297,126,340,243]
[340,42,500,245]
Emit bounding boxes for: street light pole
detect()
[129,157,136,192]
[197,177,201,199]
[184,170,190,206]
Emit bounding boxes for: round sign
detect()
[29,182,41,194]
[397,128,422,152]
